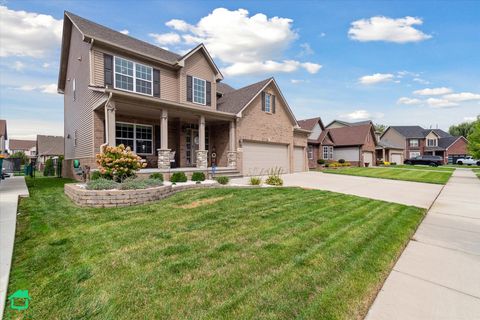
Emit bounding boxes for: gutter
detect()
[100,92,113,153]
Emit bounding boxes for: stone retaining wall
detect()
[64,183,220,208]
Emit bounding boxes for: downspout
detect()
[100,92,113,153]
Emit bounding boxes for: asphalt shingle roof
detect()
[217,78,272,114]
[298,117,321,131]
[0,119,6,139]
[216,82,236,95]
[66,11,181,64]
[327,124,372,146]
[37,135,64,156]
[438,136,460,149]
[9,139,36,151]
[390,126,428,138]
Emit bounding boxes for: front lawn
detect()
[323,167,452,184]
[392,165,455,171]
[473,169,480,179]
[7,177,424,319]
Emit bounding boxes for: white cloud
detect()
[13,61,25,71]
[159,8,321,76]
[0,5,62,58]
[42,62,50,68]
[119,29,129,35]
[319,32,326,37]
[413,77,429,85]
[299,43,314,56]
[426,98,458,108]
[464,116,478,122]
[6,118,63,139]
[339,109,383,121]
[359,73,394,85]
[149,32,181,45]
[413,87,452,96]
[442,92,480,102]
[397,97,422,105]
[348,16,432,43]
[291,79,309,84]
[16,83,57,94]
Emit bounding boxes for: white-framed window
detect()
[264,93,271,112]
[308,145,314,160]
[114,56,152,95]
[409,139,419,147]
[193,77,206,105]
[427,139,437,147]
[72,78,76,101]
[410,151,421,158]
[323,146,333,160]
[115,122,153,155]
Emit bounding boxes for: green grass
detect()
[444,164,480,169]
[6,177,425,320]
[473,169,480,179]
[323,167,452,184]
[391,165,455,171]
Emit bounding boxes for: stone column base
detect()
[157,149,171,169]
[227,151,237,168]
[196,150,208,169]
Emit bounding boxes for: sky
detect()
[0,0,479,140]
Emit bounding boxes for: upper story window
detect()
[193,77,206,105]
[409,139,419,147]
[427,139,437,147]
[72,78,76,101]
[114,57,152,95]
[265,93,271,112]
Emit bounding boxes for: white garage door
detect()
[391,153,402,164]
[334,147,359,161]
[243,142,289,176]
[363,152,374,166]
[294,147,305,172]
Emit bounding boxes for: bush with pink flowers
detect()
[96,144,146,181]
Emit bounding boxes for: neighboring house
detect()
[325,119,372,129]
[380,126,468,164]
[9,139,37,157]
[36,135,65,165]
[0,119,7,154]
[58,12,309,179]
[299,117,377,168]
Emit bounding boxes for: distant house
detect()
[299,117,377,168]
[9,139,37,157]
[0,119,7,154]
[380,126,468,164]
[36,135,65,165]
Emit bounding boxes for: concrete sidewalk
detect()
[0,176,29,317]
[366,169,480,319]
[232,172,442,208]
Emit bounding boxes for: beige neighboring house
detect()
[9,139,37,158]
[58,12,309,179]
[0,119,6,154]
[36,135,65,166]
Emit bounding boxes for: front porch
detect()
[94,96,239,171]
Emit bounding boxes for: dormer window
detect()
[114,56,152,95]
[265,93,271,112]
[193,77,206,105]
[427,138,437,147]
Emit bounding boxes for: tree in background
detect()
[449,118,477,137]
[10,151,28,165]
[467,118,480,159]
[374,123,387,133]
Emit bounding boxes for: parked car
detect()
[456,156,480,166]
[404,155,443,166]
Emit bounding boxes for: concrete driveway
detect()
[232,171,442,208]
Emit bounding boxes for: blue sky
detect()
[1,0,479,139]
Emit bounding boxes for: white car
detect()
[456,156,480,166]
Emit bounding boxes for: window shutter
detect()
[186,75,192,102]
[261,92,265,111]
[272,95,276,113]
[104,54,113,86]
[206,81,211,106]
[153,69,160,98]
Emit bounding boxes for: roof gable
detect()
[9,139,36,150]
[327,124,374,146]
[177,44,223,80]
[36,135,65,156]
[298,117,325,131]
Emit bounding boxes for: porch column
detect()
[105,101,116,147]
[196,115,208,169]
[157,109,171,169]
[227,120,237,168]
[382,148,385,162]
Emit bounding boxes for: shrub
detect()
[344,162,351,166]
[149,172,164,181]
[96,144,146,182]
[317,159,325,165]
[170,172,187,183]
[43,158,55,176]
[86,178,119,190]
[10,151,28,165]
[265,167,283,186]
[391,162,397,165]
[119,177,163,190]
[56,156,64,177]
[191,172,206,182]
[329,163,337,168]
[216,176,229,185]
[90,171,102,180]
[338,159,345,164]
[249,176,262,185]
[324,163,329,168]
[383,161,391,166]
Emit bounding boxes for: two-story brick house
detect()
[380,126,468,164]
[58,12,309,179]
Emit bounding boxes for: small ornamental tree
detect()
[467,118,480,159]
[96,144,146,181]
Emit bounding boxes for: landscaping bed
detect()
[7,176,425,319]
[322,167,453,184]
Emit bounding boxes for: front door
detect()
[186,128,199,166]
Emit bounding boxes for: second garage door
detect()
[294,147,305,172]
[391,153,402,164]
[243,142,289,176]
[362,151,374,166]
